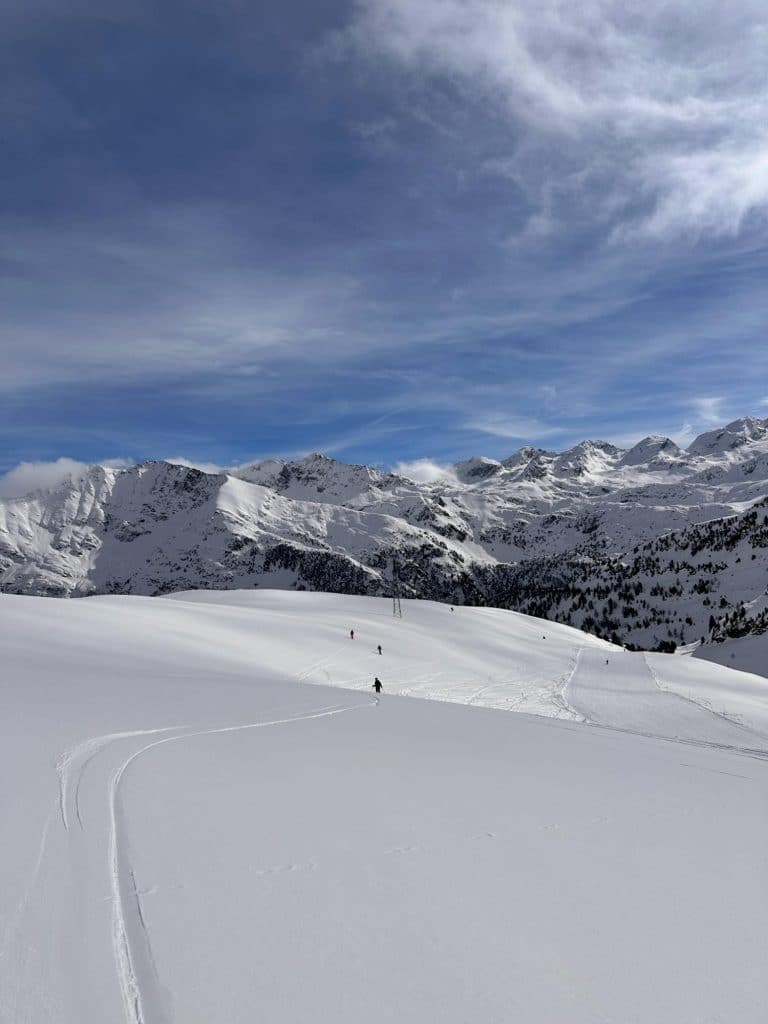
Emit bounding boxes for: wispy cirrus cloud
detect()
[464,414,564,442]
[337,0,768,240]
[0,205,370,394]
[690,396,726,426]
[1,2,768,471]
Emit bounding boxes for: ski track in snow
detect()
[6,600,768,1023]
[58,624,757,1024]
[635,656,768,755]
[552,646,585,721]
[293,635,768,753]
[105,699,376,1024]
[583,718,768,761]
[643,654,768,745]
[296,640,589,719]
[5,698,376,1024]
[58,727,188,834]
[0,803,56,967]
[295,638,355,683]
[568,649,768,761]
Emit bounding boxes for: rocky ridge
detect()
[3,417,768,653]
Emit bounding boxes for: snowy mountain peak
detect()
[688,417,768,456]
[618,435,684,467]
[5,415,768,653]
[453,456,503,483]
[502,446,550,468]
[233,452,389,506]
[552,440,622,478]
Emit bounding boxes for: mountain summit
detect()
[3,416,768,652]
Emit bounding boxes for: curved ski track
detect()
[109,700,377,1024]
[12,698,376,1024]
[58,727,186,834]
[8,637,768,1023]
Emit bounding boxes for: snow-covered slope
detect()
[1,590,766,1023]
[3,417,768,656]
[687,416,768,456]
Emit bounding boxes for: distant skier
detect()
[377,644,382,655]
[350,629,354,640]
[373,677,383,694]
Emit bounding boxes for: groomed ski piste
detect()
[1,590,766,1023]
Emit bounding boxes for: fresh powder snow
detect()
[1,590,766,1023]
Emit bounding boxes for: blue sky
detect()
[2,0,768,481]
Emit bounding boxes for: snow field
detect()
[1,589,766,1023]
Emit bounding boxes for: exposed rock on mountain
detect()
[3,417,768,653]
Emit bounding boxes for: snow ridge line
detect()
[108,699,376,1024]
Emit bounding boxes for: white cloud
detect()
[340,0,768,240]
[670,422,697,448]
[0,206,370,395]
[624,141,768,241]
[164,457,226,475]
[539,384,558,406]
[690,396,725,425]
[392,458,458,484]
[465,413,562,441]
[0,457,130,498]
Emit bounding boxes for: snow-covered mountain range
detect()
[3,416,768,652]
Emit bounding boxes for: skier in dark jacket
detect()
[377,644,382,655]
[350,629,354,640]
[373,677,383,694]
